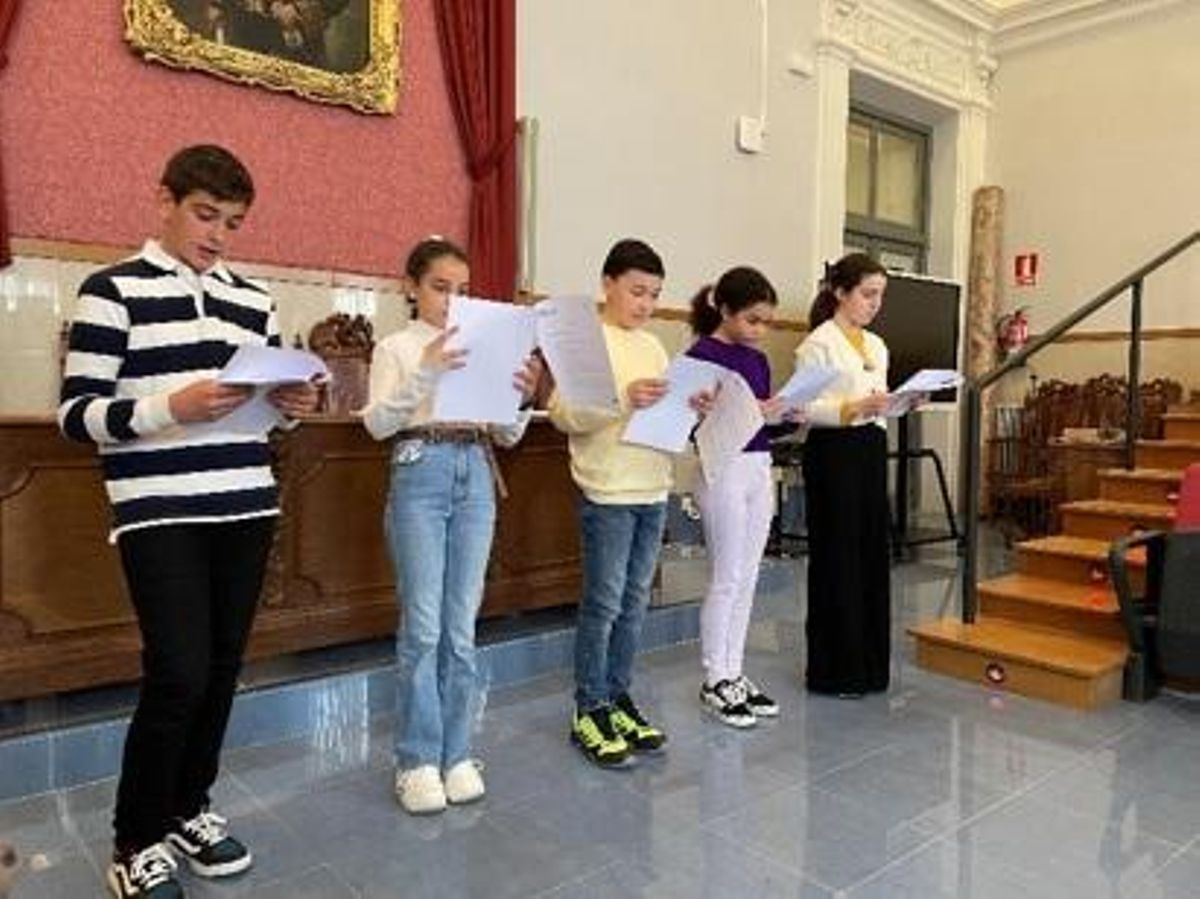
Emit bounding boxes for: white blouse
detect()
[793,319,889,430]
[360,318,530,447]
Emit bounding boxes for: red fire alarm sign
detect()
[1014,252,1039,287]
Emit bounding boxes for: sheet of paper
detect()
[892,368,964,395]
[773,365,840,411]
[885,368,965,418]
[218,345,329,385]
[432,295,536,426]
[622,356,723,454]
[533,296,619,410]
[696,370,764,484]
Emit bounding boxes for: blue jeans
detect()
[385,442,496,769]
[574,498,667,711]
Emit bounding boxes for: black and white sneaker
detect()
[700,680,756,729]
[107,843,184,898]
[736,675,780,718]
[166,810,252,878]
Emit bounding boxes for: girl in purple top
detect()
[686,266,798,728]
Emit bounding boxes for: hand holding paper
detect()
[884,369,963,418]
[622,356,724,453]
[432,296,537,426]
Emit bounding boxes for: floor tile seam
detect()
[1017,787,1191,853]
[229,861,340,895]
[782,743,895,791]
[693,811,840,892]
[832,748,1106,897]
[525,858,618,898]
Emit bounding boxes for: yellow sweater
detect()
[548,323,672,504]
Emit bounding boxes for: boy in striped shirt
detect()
[58,145,318,899]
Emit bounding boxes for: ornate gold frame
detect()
[124,1,401,114]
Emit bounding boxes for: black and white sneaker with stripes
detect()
[736,675,780,718]
[166,810,252,878]
[107,842,183,898]
[700,679,757,729]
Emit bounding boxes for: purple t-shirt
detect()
[685,335,791,453]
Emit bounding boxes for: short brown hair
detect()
[160,144,255,205]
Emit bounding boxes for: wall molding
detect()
[818,0,997,109]
[1037,326,1200,345]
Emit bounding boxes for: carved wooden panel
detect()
[0,418,581,700]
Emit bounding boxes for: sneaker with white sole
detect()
[736,675,780,718]
[443,759,486,805]
[166,810,251,878]
[700,679,756,729]
[395,764,446,815]
[107,843,184,898]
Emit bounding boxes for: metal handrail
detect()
[959,230,1200,622]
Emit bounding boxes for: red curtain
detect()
[435,0,517,299]
[0,0,20,269]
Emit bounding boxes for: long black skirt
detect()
[802,425,891,694]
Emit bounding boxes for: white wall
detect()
[517,0,822,314]
[987,2,1200,333]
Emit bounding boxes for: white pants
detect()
[695,452,774,685]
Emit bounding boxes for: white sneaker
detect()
[395,765,446,815]
[700,680,757,729]
[443,759,486,805]
[736,675,780,718]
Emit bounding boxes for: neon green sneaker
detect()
[610,693,667,753]
[570,707,632,767]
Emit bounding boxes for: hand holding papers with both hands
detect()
[622,356,724,453]
[884,369,964,418]
[432,296,539,426]
[205,345,329,435]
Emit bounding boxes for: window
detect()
[844,107,930,273]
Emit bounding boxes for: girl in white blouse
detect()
[362,238,539,815]
[793,253,894,697]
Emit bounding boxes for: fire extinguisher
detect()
[997,307,1030,357]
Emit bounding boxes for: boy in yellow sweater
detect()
[551,239,685,767]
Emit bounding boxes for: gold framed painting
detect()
[125,1,401,114]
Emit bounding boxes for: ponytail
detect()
[689,285,722,335]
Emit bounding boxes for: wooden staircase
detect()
[910,408,1200,709]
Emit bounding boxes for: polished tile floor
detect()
[4,548,1200,898]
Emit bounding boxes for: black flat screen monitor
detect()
[869,272,962,401]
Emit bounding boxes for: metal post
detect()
[959,383,982,623]
[1126,280,1143,470]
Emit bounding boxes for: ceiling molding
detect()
[992,0,1191,54]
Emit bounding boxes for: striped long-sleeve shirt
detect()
[58,240,283,540]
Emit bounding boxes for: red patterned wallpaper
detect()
[0,1,469,277]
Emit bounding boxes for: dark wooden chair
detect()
[987,379,1081,539]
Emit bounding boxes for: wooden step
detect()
[1136,439,1200,471]
[1059,499,1175,541]
[1163,412,1200,442]
[909,617,1126,709]
[1098,468,1182,505]
[1016,535,1146,593]
[978,572,1125,641]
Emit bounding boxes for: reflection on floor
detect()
[5,542,1200,898]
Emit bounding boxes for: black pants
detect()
[802,426,891,694]
[113,517,275,852]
